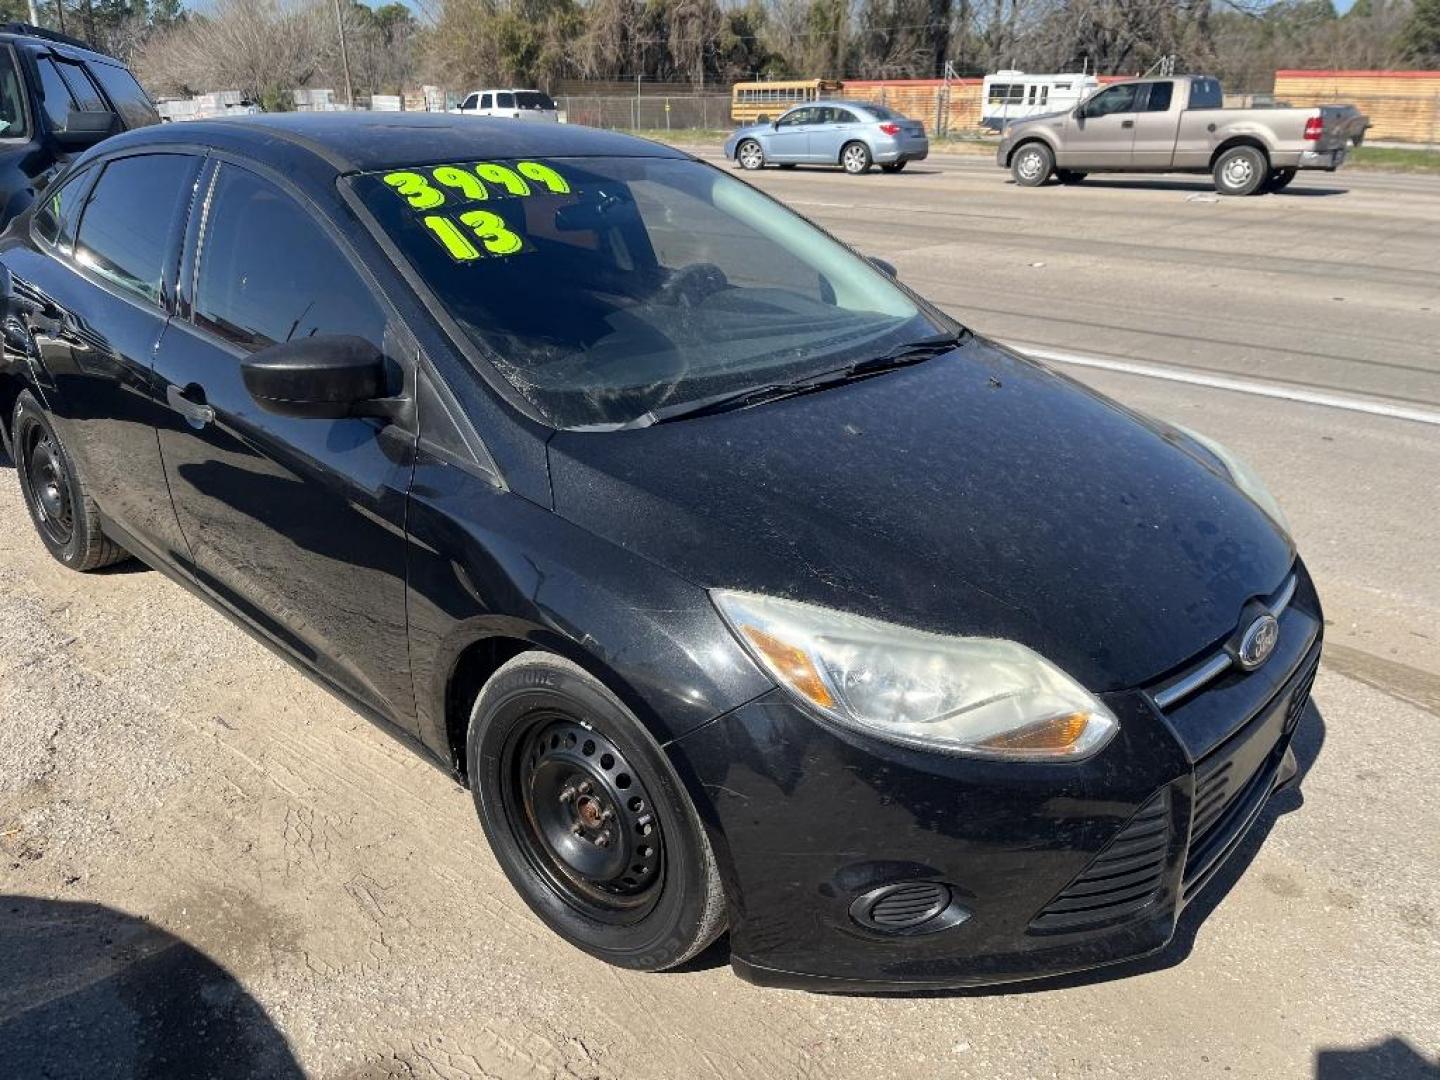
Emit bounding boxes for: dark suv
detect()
[0,22,157,226]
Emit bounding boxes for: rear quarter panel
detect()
[1173,108,1310,169]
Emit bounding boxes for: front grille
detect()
[1029,789,1170,933]
[1182,649,1319,900]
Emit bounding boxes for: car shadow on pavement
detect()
[900,699,1328,1000]
[0,895,304,1079]
[1315,1037,1440,1079]
[1028,177,1349,197]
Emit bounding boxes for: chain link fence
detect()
[555,94,735,132]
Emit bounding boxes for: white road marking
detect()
[1010,342,1440,427]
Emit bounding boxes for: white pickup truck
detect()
[997,75,1369,195]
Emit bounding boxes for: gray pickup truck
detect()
[997,75,1369,195]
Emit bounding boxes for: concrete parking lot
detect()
[2,155,1437,1079]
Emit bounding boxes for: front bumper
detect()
[669,568,1322,991]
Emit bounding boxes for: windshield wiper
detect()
[620,331,967,429]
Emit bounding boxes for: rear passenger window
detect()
[497,92,515,109]
[35,58,76,129]
[56,60,106,112]
[88,62,160,128]
[194,165,386,352]
[74,154,195,304]
[1144,82,1174,112]
[1189,79,1222,110]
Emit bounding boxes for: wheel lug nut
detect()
[595,834,610,848]
[570,823,583,835]
[578,781,592,795]
[559,787,575,803]
[600,809,614,822]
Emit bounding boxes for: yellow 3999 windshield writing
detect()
[380,161,571,262]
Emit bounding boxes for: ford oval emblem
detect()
[1238,614,1280,670]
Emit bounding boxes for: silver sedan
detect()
[723,101,930,175]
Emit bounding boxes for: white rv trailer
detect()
[981,70,1100,131]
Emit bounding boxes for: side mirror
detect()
[54,109,120,149]
[241,335,398,421]
[867,255,898,280]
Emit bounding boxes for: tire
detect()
[840,141,872,175]
[880,161,907,173]
[735,139,764,171]
[1213,145,1269,196]
[1011,142,1053,187]
[467,652,727,972]
[12,391,128,572]
[1055,169,1087,184]
[1268,167,1297,192]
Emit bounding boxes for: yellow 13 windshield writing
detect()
[380,161,571,262]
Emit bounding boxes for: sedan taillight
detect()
[1303,116,1324,141]
[878,122,901,136]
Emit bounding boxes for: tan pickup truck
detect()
[997,75,1369,195]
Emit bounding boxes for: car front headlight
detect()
[712,592,1118,761]
[1172,425,1290,536]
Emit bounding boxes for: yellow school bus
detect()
[731,80,843,124]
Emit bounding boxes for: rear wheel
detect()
[1268,167,1297,192]
[840,141,872,175]
[1055,169,1087,184]
[736,139,764,171]
[1011,142,1053,187]
[1213,145,1269,196]
[467,652,727,971]
[880,161,907,173]
[12,391,128,571]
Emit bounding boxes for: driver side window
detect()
[777,107,813,128]
[1083,85,1138,118]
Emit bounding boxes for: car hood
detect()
[1003,110,1068,134]
[547,336,1295,692]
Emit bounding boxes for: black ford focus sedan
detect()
[0,114,1320,991]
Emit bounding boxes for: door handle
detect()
[1121,119,1135,129]
[167,383,216,427]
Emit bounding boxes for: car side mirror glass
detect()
[54,109,120,149]
[240,335,395,421]
[867,256,898,280]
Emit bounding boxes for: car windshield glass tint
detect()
[353,156,945,428]
[866,104,901,119]
[516,92,554,110]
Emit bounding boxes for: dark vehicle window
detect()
[1142,82,1174,112]
[497,92,515,109]
[0,47,27,138]
[32,165,92,248]
[833,108,857,123]
[353,156,943,428]
[195,166,385,352]
[88,62,160,127]
[462,93,478,110]
[35,58,76,129]
[74,154,194,304]
[1189,78,1223,110]
[865,103,902,119]
[1083,84,1138,118]
[778,107,815,128]
[479,93,492,108]
[57,60,106,112]
[516,92,554,111]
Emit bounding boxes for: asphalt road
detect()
[2,153,1437,1080]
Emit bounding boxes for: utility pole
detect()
[27,0,40,26]
[333,0,355,109]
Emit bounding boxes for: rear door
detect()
[1131,81,1180,168]
[1062,82,1140,169]
[150,160,417,721]
[6,151,200,563]
[808,106,850,163]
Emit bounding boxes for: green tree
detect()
[1402,0,1440,64]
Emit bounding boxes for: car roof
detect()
[0,24,119,65]
[81,112,690,176]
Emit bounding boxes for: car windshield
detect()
[352,155,951,428]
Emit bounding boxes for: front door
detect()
[768,106,816,162]
[1061,83,1141,169]
[150,160,416,722]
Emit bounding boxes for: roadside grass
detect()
[1347,145,1440,172]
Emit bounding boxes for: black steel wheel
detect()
[11,391,128,571]
[468,652,727,971]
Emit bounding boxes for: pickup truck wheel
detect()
[1268,168,1297,192]
[1213,146,1268,196]
[1011,143,1053,187]
[1055,170,1086,184]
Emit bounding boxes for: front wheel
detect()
[735,139,764,171]
[1213,146,1269,196]
[1011,142,1053,187]
[12,391,128,571]
[467,652,727,971]
[840,141,872,175]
